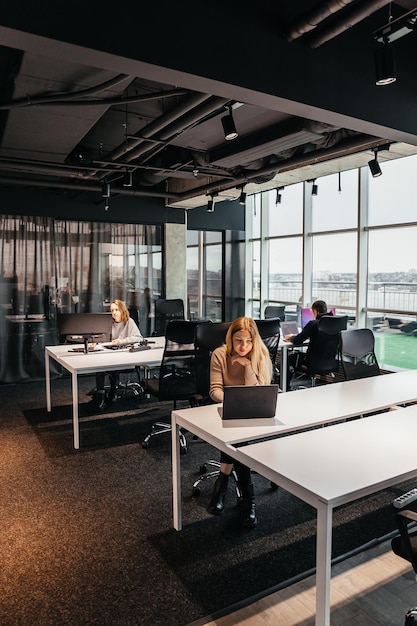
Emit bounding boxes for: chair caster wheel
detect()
[199,464,207,474]
[180,446,187,455]
[192,487,200,497]
[141,441,148,449]
[270,481,278,490]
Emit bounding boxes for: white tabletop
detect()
[46,338,165,373]
[234,404,417,508]
[172,369,417,446]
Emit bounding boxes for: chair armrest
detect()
[397,509,417,523]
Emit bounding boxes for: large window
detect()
[246,155,417,371]
[187,230,223,321]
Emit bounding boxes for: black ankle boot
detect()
[207,472,229,515]
[239,482,257,528]
[91,390,107,412]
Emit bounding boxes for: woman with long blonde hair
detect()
[208,317,272,528]
[91,299,142,411]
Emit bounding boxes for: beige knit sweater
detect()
[209,346,260,403]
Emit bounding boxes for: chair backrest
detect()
[154,298,185,336]
[307,314,348,376]
[264,305,285,321]
[391,510,417,575]
[157,320,198,401]
[339,328,380,380]
[195,321,232,398]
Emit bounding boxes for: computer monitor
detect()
[57,313,112,343]
[301,307,336,328]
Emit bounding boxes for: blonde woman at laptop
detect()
[91,299,142,412]
[208,316,272,528]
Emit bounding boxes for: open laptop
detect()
[219,384,279,420]
[280,321,299,337]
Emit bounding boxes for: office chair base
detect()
[192,462,241,498]
[141,422,187,454]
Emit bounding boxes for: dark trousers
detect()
[287,349,308,390]
[219,451,251,485]
[96,371,120,393]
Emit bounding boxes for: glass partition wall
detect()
[0,217,162,382]
[245,154,417,371]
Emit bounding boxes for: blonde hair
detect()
[110,299,130,323]
[225,317,272,384]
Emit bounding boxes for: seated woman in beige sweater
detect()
[207,317,272,528]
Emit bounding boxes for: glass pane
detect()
[268,237,302,304]
[252,239,261,301]
[367,227,417,313]
[268,183,303,236]
[312,170,358,231]
[187,246,199,320]
[205,231,222,244]
[204,243,222,321]
[312,232,357,309]
[368,154,417,226]
[374,327,417,371]
[187,230,198,245]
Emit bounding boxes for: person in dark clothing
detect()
[284,300,332,391]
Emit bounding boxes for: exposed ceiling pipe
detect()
[308,0,393,47]
[286,0,356,41]
[123,96,230,163]
[106,93,213,162]
[0,74,132,110]
[173,134,391,201]
[0,136,391,204]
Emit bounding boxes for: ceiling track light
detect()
[275,187,284,204]
[122,168,133,187]
[221,106,238,141]
[310,179,318,196]
[375,43,396,86]
[368,149,382,177]
[238,187,247,205]
[207,195,216,212]
[101,181,110,198]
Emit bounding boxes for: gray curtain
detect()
[0,216,161,383]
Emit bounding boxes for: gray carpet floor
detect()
[0,374,413,626]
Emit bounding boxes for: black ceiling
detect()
[1,0,417,210]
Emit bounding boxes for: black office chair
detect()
[339,328,380,380]
[391,508,417,575]
[254,318,281,385]
[153,298,185,336]
[190,321,242,496]
[140,319,198,454]
[264,305,285,321]
[291,315,348,389]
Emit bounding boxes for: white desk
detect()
[45,339,165,449]
[171,369,417,528]
[233,405,417,626]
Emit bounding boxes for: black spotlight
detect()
[275,187,283,204]
[102,181,110,198]
[368,150,382,177]
[312,181,318,196]
[221,107,238,141]
[375,44,396,86]
[123,169,133,187]
[207,196,215,212]
[239,188,247,205]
